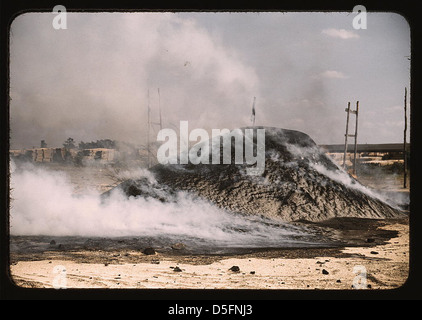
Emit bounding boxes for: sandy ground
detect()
[9,220,408,290]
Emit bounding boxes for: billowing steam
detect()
[310,159,406,210]
[9,160,325,249]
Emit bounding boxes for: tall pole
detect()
[352,101,359,175]
[343,102,351,169]
[251,96,256,126]
[147,89,151,168]
[158,88,162,130]
[404,87,408,188]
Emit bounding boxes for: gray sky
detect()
[9,11,411,149]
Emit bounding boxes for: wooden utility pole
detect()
[158,88,162,130]
[147,89,151,168]
[343,102,351,169]
[146,88,164,168]
[251,96,256,126]
[403,87,408,188]
[353,101,359,175]
[343,101,359,175]
[151,88,163,131]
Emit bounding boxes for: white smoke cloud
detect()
[9,160,319,248]
[309,161,403,210]
[10,13,259,149]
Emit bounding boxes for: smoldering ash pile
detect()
[108,127,404,223]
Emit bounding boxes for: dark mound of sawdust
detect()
[106,127,405,222]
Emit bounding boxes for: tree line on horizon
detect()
[61,138,117,150]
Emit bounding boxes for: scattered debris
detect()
[229,266,240,272]
[171,243,186,250]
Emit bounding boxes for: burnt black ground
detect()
[9,217,408,262]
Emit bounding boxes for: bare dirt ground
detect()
[10,220,408,290]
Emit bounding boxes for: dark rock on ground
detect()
[142,247,156,255]
[229,266,240,272]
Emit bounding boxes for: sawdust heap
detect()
[109,127,404,222]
